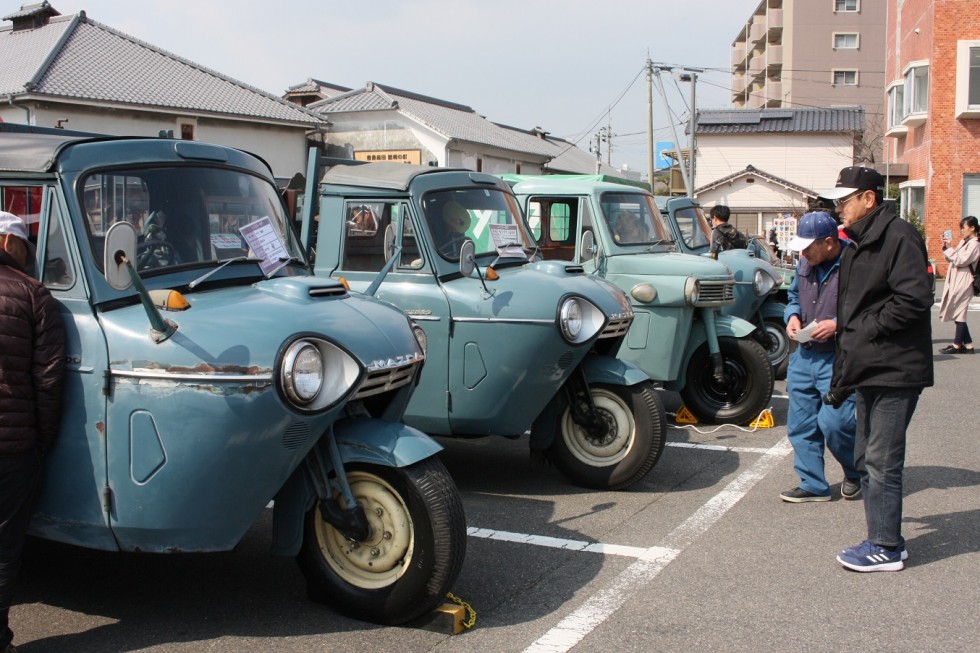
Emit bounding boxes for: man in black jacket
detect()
[822,167,934,572]
[0,212,65,653]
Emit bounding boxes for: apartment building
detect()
[884,0,980,275]
[731,0,886,161]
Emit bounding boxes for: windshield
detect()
[81,167,304,275]
[747,235,780,265]
[599,193,671,246]
[673,205,712,251]
[421,188,533,260]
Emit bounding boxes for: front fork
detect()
[305,426,371,542]
[701,307,725,382]
[562,365,610,441]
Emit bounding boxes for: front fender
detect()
[580,355,651,387]
[760,299,788,322]
[664,315,757,391]
[270,418,442,556]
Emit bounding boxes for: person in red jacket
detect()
[0,212,65,653]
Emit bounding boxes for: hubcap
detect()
[561,389,635,467]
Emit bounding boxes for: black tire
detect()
[680,336,774,425]
[762,319,794,381]
[297,458,466,625]
[549,381,667,490]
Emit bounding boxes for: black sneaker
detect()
[841,478,861,500]
[780,487,831,503]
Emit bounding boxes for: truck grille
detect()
[696,280,736,307]
[599,314,634,339]
[353,358,422,399]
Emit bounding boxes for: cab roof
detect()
[319,161,504,192]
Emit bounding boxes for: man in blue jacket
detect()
[781,212,859,503]
[823,167,934,572]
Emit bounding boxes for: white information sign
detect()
[239,216,288,276]
[488,223,527,259]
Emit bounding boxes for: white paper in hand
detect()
[794,321,818,344]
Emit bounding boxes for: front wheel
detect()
[297,458,466,625]
[762,319,794,380]
[680,336,774,425]
[549,381,666,490]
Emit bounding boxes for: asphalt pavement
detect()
[9,299,980,652]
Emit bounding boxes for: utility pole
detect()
[592,127,609,173]
[646,57,655,193]
[653,66,689,195]
[606,111,613,166]
[677,70,700,198]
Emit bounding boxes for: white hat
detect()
[0,211,29,241]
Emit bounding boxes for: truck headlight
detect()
[279,337,359,412]
[684,277,700,305]
[411,322,428,356]
[630,283,657,303]
[557,296,605,344]
[753,269,779,296]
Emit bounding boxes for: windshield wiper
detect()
[645,239,676,252]
[188,256,262,289]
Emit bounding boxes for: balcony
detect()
[766,44,783,68]
[766,80,783,102]
[767,8,783,35]
[748,56,765,77]
[749,23,765,44]
[732,45,747,70]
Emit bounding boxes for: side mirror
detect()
[459,239,476,277]
[104,221,137,290]
[580,229,596,262]
[383,223,396,262]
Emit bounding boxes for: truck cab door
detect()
[26,185,116,549]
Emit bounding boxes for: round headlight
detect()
[684,277,701,305]
[283,341,324,405]
[559,298,584,341]
[412,323,428,356]
[753,268,777,296]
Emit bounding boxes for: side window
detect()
[550,202,572,241]
[396,204,424,270]
[342,201,388,272]
[43,192,76,289]
[530,198,578,261]
[526,201,542,239]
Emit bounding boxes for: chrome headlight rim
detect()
[683,277,701,305]
[556,295,605,345]
[277,334,361,414]
[411,322,428,356]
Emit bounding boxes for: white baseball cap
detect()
[0,211,29,241]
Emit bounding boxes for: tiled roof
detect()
[695,107,865,134]
[0,11,324,125]
[313,82,552,157]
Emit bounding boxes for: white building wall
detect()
[696,132,854,192]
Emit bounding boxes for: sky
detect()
[42,0,762,172]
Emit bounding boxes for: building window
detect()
[832,69,858,86]
[835,0,859,12]
[833,33,859,49]
[177,118,196,140]
[902,62,928,126]
[899,181,925,224]
[886,83,906,134]
[955,40,980,118]
[964,175,980,217]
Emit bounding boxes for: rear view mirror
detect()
[383,223,396,262]
[459,239,476,277]
[580,230,596,262]
[104,221,137,290]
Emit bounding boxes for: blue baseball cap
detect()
[787,211,837,252]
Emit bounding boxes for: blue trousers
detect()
[854,387,920,547]
[786,347,858,495]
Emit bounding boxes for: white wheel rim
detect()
[314,471,414,589]
[560,389,635,467]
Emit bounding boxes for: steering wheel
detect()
[137,238,181,269]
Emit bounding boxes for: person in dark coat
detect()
[0,212,66,653]
[708,204,747,256]
[822,168,934,572]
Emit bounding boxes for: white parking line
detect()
[522,437,793,653]
[666,442,775,454]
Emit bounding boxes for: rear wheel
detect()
[297,459,466,625]
[680,336,774,425]
[548,381,666,490]
[762,319,794,380]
